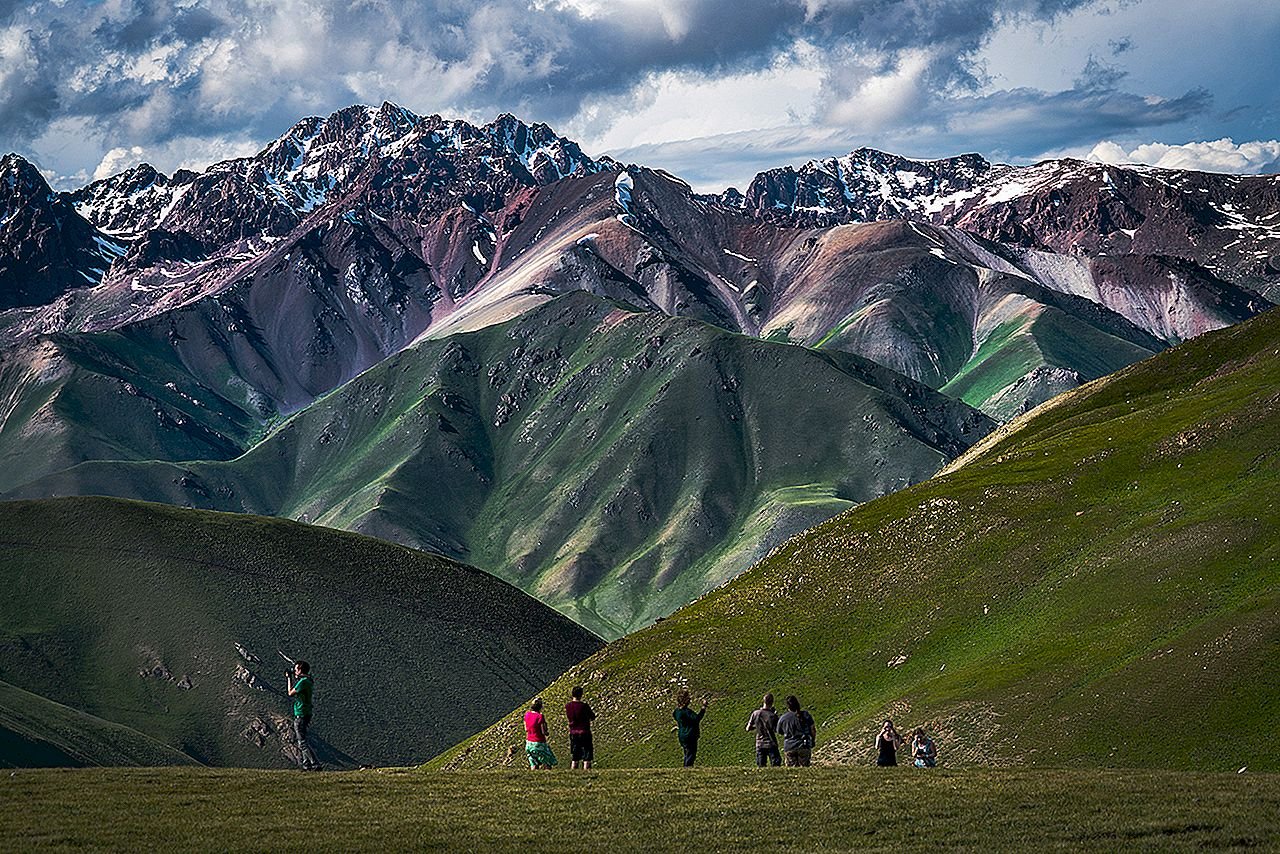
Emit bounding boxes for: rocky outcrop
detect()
[0,154,123,310]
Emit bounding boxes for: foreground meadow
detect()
[1,766,1276,852]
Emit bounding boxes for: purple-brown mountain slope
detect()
[0,103,1272,429]
[729,148,1280,302]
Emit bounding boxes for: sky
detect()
[2,0,1278,192]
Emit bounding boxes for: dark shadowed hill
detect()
[438,305,1278,771]
[0,497,601,768]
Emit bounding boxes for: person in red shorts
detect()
[565,685,597,770]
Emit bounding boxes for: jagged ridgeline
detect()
[0,497,600,768]
[438,305,1279,771]
[0,101,1275,644]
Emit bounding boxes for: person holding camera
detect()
[672,690,708,767]
[285,660,319,770]
[876,719,904,766]
[911,727,938,767]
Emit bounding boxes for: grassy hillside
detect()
[10,293,993,638]
[0,497,600,768]
[438,305,1279,771]
[3,767,1277,851]
[0,678,196,768]
[0,333,266,493]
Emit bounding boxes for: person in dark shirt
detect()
[876,719,904,766]
[776,695,816,767]
[672,689,708,767]
[565,685,598,770]
[285,660,319,770]
[745,693,781,767]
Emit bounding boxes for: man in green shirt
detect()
[672,690,708,767]
[286,660,318,770]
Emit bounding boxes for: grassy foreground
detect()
[2,767,1277,852]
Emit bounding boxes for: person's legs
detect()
[683,738,698,767]
[799,749,811,768]
[583,733,593,771]
[293,715,317,769]
[784,751,799,767]
[756,747,768,767]
[768,745,782,766]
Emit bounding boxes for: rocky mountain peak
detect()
[1,153,55,201]
[0,154,121,310]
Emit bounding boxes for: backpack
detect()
[798,710,815,749]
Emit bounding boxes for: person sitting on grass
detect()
[746,693,781,767]
[876,719,904,767]
[285,660,319,771]
[673,690,708,767]
[777,695,816,767]
[565,685,597,771]
[911,728,938,768]
[524,697,557,770]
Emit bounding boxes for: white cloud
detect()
[93,146,147,181]
[576,44,823,155]
[92,136,262,182]
[1087,138,1280,174]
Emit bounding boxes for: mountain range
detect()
[0,101,1276,734]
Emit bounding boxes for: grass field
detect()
[1,766,1276,851]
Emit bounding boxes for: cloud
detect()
[608,51,1212,192]
[4,0,1273,193]
[4,0,1098,182]
[1087,138,1280,174]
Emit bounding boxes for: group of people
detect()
[874,719,938,768]
[521,687,940,770]
[741,695,937,769]
[523,686,597,770]
[283,665,939,772]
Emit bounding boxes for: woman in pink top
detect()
[524,697,557,770]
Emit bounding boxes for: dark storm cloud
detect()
[1,0,1094,158]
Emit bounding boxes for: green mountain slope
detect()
[0,677,197,767]
[0,497,601,768]
[9,293,994,638]
[0,332,267,494]
[438,305,1279,771]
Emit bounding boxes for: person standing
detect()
[876,720,904,767]
[672,690,708,767]
[524,698,558,770]
[565,686,597,770]
[285,660,319,770]
[745,693,781,767]
[776,695,816,767]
